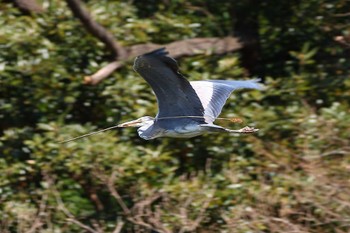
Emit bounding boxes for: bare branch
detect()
[270,217,309,233]
[320,149,350,158]
[84,61,123,85]
[129,193,171,233]
[44,174,99,233]
[128,217,154,231]
[178,194,212,233]
[112,219,125,233]
[179,195,193,228]
[127,36,242,58]
[107,171,131,215]
[188,196,211,232]
[96,170,170,233]
[65,0,127,59]
[13,0,44,14]
[26,193,48,233]
[91,219,104,233]
[66,218,99,233]
[85,36,242,85]
[334,35,350,48]
[334,12,350,17]
[64,0,242,85]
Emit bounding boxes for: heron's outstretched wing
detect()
[134,48,204,119]
[190,79,263,123]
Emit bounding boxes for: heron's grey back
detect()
[133,48,205,121]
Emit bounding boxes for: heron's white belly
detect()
[163,124,206,138]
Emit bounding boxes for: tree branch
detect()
[112,219,124,233]
[178,193,212,233]
[84,61,123,85]
[334,35,350,48]
[44,173,100,233]
[26,193,48,233]
[94,169,171,232]
[65,0,242,85]
[65,0,127,59]
[85,36,242,85]
[13,0,44,14]
[107,171,131,216]
[127,37,242,58]
[128,193,170,233]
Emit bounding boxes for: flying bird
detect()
[117,48,263,140]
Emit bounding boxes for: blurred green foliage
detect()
[1,0,350,232]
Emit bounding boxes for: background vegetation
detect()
[1,0,350,232]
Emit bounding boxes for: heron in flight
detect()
[118,48,263,140]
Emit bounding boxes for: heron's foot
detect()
[229,126,259,133]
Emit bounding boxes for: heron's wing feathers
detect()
[190,79,263,123]
[133,48,204,119]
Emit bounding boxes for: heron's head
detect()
[117,116,154,128]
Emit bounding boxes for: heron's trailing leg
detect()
[225,126,259,133]
[200,124,258,134]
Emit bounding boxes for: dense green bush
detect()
[1,0,349,232]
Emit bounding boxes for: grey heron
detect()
[117,48,263,140]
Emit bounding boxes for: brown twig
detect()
[106,171,131,215]
[178,194,212,233]
[112,219,125,233]
[95,169,171,232]
[91,220,104,233]
[334,35,350,48]
[179,195,193,229]
[84,61,123,85]
[26,193,48,233]
[127,37,242,58]
[270,217,308,233]
[66,218,100,233]
[334,12,350,17]
[93,169,131,217]
[44,173,100,233]
[129,192,170,233]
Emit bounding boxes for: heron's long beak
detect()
[117,119,142,128]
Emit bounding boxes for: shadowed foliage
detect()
[1,0,350,232]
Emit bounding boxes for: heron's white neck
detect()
[136,119,155,140]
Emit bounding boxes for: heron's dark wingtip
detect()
[134,47,181,76]
[143,47,168,57]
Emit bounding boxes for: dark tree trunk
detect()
[231,0,265,80]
